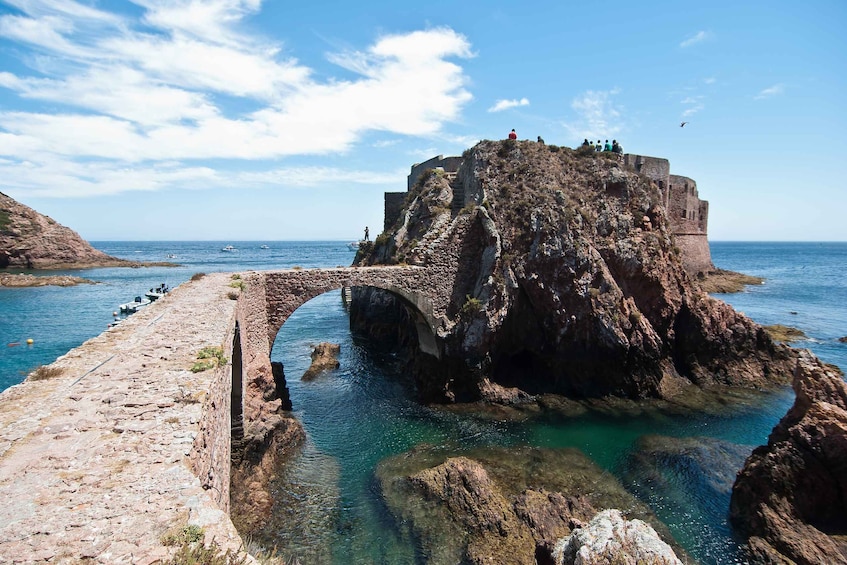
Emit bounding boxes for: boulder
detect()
[730,350,847,564]
[301,342,340,381]
[552,509,683,565]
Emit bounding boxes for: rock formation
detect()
[552,509,683,565]
[730,350,847,564]
[301,342,341,380]
[0,191,137,269]
[376,445,683,565]
[354,140,795,403]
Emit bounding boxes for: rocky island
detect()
[353,140,796,403]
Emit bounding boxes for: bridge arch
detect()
[233,266,444,451]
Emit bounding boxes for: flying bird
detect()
[680,122,689,127]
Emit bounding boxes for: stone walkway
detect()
[0,273,245,564]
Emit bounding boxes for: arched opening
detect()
[230,322,244,460]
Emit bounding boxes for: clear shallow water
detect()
[2,241,845,564]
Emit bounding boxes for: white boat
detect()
[221,245,237,252]
[118,297,151,313]
[260,244,270,249]
[348,241,361,250]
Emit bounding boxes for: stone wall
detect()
[384,192,406,231]
[407,155,463,190]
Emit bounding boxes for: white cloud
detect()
[680,94,704,117]
[680,30,710,48]
[562,89,623,141]
[0,153,405,198]
[754,83,785,100]
[0,0,474,197]
[487,97,529,113]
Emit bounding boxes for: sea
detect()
[1,241,845,564]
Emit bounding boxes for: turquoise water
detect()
[2,241,846,564]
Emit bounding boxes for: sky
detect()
[0,0,844,241]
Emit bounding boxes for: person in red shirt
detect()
[508,129,517,140]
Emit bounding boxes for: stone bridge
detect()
[0,265,458,563]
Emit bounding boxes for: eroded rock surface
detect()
[354,141,795,403]
[730,350,847,564]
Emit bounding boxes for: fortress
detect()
[384,150,714,275]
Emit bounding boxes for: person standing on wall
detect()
[508,129,517,140]
[364,226,369,241]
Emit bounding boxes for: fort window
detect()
[681,209,687,219]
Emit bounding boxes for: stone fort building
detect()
[384,152,713,275]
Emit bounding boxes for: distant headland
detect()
[0,191,175,277]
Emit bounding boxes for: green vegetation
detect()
[0,209,10,232]
[161,525,248,565]
[162,524,204,546]
[764,324,807,343]
[460,295,483,317]
[191,346,227,372]
[229,279,245,291]
[190,273,206,281]
[28,365,64,381]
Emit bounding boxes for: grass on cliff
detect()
[161,525,292,565]
[0,210,10,232]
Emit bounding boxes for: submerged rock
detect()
[730,350,847,564]
[301,342,340,381]
[552,509,683,565]
[353,141,795,403]
[376,445,682,565]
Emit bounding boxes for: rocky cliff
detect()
[353,140,795,403]
[730,350,847,564]
[0,191,134,269]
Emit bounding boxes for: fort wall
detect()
[407,155,463,190]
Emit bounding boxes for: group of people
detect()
[506,130,622,154]
[582,138,623,154]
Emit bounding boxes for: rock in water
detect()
[552,509,683,565]
[376,445,683,565]
[301,342,341,380]
[354,141,796,403]
[730,350,847,564]
[0,191,131,269]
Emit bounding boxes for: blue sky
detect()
[0,0,844,241]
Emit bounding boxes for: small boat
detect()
[118,296,151,313]
[260,244,270,249]
[221,245,237,252]
[145,284,169,301]
[166,254,177,259]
